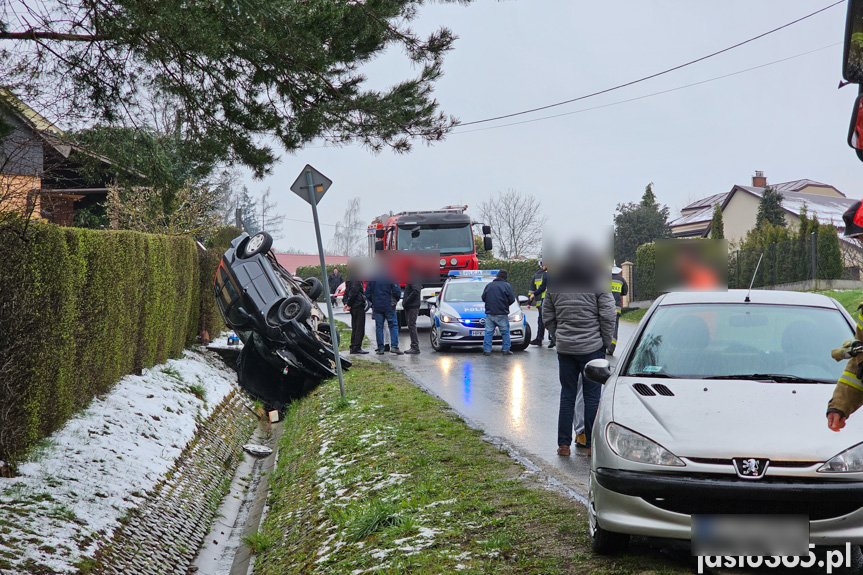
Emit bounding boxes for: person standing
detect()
[528,261,548,346]
[328,266,343,306]
[481,270,516,356]
[609,266,628,355]
[343,277,368,355]
[365,278,403,355]
[543,277,616,456]
[402,280,422,354]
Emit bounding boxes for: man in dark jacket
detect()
[402,281,422,354]
[543,286,616,456]
[343,276,368,355]
[365,279,403,355]
[609,266,629,355]
[328,267,343,305]
[481,270,516,356]
[528,261,548,346]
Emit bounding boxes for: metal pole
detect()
[306,168,346,398]
[811,232,817,281]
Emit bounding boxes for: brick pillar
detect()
[621,261,634,307]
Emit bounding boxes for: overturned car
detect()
[213,231,351,409]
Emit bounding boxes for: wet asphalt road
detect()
[337,307,637,497]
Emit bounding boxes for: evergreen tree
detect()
[613,183,671,264]
[755,187,787,228]
[709,204,724,240]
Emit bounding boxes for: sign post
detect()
[290,164,345,398]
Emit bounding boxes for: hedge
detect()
[295,264,341,302]
[478,258,539,297]
[0,221,218,464]
[634,243,657,300]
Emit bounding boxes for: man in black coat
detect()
[402,281,422,354]
[328,267,343,305]
[481,270,516,356]
[528,261,548,346]
[343,275,368,354]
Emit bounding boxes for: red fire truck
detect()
[367,205,493,325]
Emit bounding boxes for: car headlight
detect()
[606,423,684,467]
[450,257,458,265]
[441,314,459,324]
[509,312,523,322]
[439,258,446,266]
[818,442,863,472]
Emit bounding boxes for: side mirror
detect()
[849,94,863,163]
[375,228,385,239]
[517,295,529,304]
[584,358,612,385]
[844,0,863,83]
[483,237,493,252]
[482,225,491,235]
[374,240,384,251]
[424,296,436,304]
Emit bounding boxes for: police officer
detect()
[528,260,549,346]
[609,266,628,355]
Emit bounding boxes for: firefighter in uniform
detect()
[828,201,863,431]
[609,266,628,355]
[528,261,549,346]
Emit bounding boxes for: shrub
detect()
[0,221,210,464]
[478,259,539,297]
[634,243,657,300]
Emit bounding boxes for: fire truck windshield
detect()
[397,224,473,255]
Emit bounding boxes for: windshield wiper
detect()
[629,372,678,378]
[704,373,832,383]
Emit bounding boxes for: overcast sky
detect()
[241,0,859,255]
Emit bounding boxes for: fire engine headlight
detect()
[440,258,446,266]
[450,257,458,265]
[441,314,459,324]
[606,423,684,467]
[818,442,863,472]
[508,312,523,322]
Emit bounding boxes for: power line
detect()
[450,42,842,135]
[456,0,845,128]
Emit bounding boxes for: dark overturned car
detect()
[213,231,351,409]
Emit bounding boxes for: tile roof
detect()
[680,191,730,212]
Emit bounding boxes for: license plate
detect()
[470,330,485,337]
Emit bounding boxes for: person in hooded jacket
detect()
[481,270,516,356]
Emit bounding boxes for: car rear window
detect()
[624,303,853,382]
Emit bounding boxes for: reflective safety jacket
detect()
[828,303,863,418]
[530,268,547,306]
[611,272,628,310]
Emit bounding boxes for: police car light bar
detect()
[447,270,499,277]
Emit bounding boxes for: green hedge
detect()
[634,243,657,300]
[295,264,340,302]
[0,221,211,464]
[199,249,226,338]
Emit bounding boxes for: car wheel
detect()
[588,482,630,555]
[241,231,273,258]
[430,323,449,351]
[278,295,311,323]
[513,324,531,351]
[300,277,323,300]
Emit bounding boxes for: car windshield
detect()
[443,281,488,302]
[624,303,852,382]
[397,224,473,255]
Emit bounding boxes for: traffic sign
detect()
[290,164,332,205]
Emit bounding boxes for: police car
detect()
[429,270,531,352]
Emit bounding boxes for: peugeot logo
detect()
[733,457,769,479]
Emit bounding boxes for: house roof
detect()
[670,205,715,228]
[767,179,845,196]
[734,185,856,230]
[680,191,731,213]
[273,253,350,275]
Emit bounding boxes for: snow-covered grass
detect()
[0,350,237,574]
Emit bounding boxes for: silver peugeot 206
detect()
[585,290,863,554]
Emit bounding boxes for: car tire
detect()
[240,231,273,258]
[278,295,311,323]
[513,324,531,351]
[430,324,449,352]
[300,277,323,301]
[589,484,630,555]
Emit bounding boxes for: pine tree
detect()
[709,204,724,240]
[755,187,787,228]
[613,183,671,264]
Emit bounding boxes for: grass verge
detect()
[252,360,691,574]
[620,308,648,323]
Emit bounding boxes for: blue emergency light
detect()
[447,270,499,277]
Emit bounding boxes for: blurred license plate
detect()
[470,330,485,336]
[692,514,808,556]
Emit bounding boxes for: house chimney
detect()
[752,170,767,188]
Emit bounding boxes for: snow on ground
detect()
[0,350,237,574]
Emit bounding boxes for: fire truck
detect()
[367,205,493,325]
